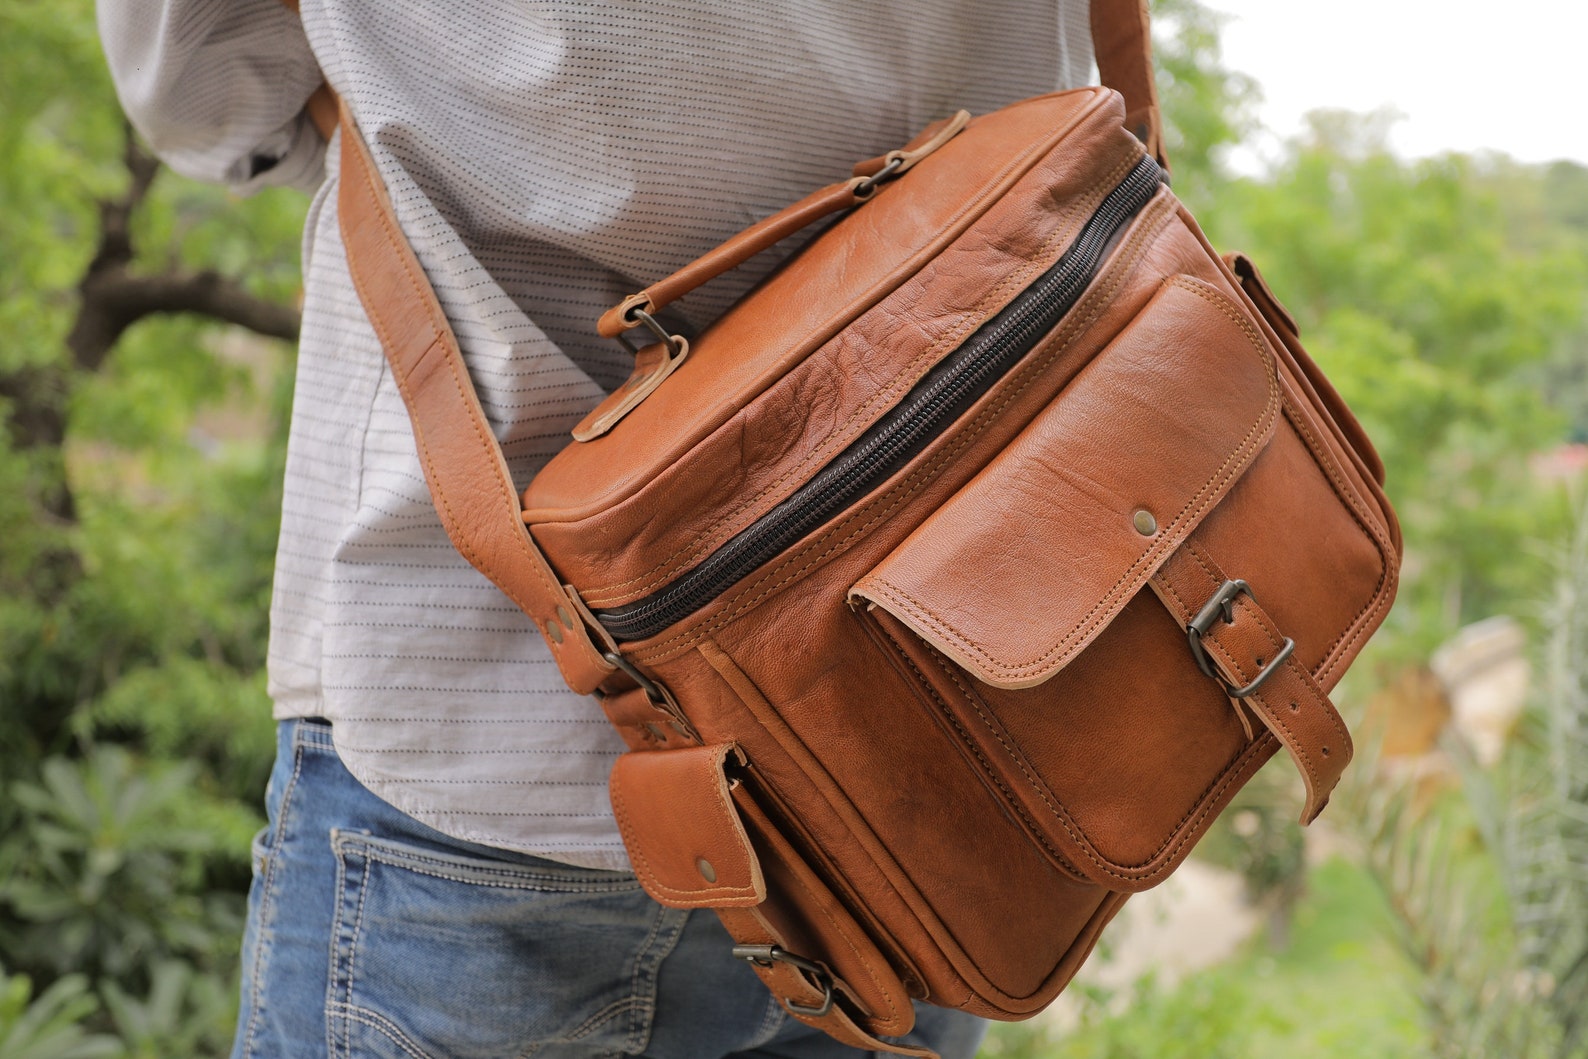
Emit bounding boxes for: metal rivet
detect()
[696,857,717,883]
[1132,509,1158,536]
[557,605,573,629]
[545,620,564,644]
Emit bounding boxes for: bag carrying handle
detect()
[593,110,971,341]
[596,0,1165,344]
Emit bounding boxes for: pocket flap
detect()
[609,743,766,908]
[851,277,1279,689]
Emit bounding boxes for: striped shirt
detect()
[100,0,1093,868]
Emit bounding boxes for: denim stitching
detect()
[327,836,348,1059]
[330,1003,436,1059]
[329,830,377,1059]
[625,904,685,1054]
[344,839,375,1059]
[237,724,312,1059]
[332,833,639,894]
[516,997,644,1059]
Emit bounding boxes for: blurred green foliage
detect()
[0,0,302,1053]
[1,0,1586,1056]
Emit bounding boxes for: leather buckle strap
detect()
[1187,579,1296,698]
[1149,543,1353,825]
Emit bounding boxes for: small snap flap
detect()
[609,744,765,909]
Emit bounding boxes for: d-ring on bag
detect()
[320,2,1401,1053]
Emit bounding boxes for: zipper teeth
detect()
[598,156,1163,642]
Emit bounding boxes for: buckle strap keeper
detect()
[1148,543,1353,825]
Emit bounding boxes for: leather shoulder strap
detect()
[1090,0,1166,168]
[334,103,615,695]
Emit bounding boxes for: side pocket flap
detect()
[851,277,1280,689]
[610,743,766,909]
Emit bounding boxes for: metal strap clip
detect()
[617,306,686,358]
[1186,579,1295,698]
[731,944,836,1018]
[853,154,904,199]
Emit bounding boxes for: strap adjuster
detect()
[731,944,835,1018]
[1186,579,1295,698]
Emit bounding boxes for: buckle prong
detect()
[731,944,836,1018]
[1186,579,1295,698]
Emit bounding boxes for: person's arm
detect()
[97,0,326,192]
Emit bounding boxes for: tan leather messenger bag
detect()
[313,1,1401,1052]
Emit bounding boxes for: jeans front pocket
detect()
[327,832,682,1059]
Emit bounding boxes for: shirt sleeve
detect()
[97,0,327,193]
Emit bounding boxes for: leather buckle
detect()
[1186,579,1294,698]
[731,944,836,1018]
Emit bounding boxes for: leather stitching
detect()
[341,116,609,685]
[926,630,1274,881]
[586,144,1141,603]
[737,795,904,1027]
[631,191,1176,664]
[1173,542,1349,808]
[1276,400,1397,685]
[608,750,760,905]
[868,616,1084,879]
[858,276,1278,681]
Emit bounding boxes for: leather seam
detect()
[1180,541,1350,756]
[609,752,759,905]
[752,814,904,1027]
[869,616,1085,880]
[343,118,605,682]
[1175,543,1347,803]
[858,276,1278,680]
[586,146,1142,602]
[1276,399,1396,685]
[632,190,1175,664]
[927,630,1271,881]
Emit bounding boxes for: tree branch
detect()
[65,123,302,371]
[68,266,301,372]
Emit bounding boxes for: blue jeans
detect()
[231,719,987,1058]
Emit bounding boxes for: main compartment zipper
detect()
[594,155,1164,643]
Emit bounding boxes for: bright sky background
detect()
[1201,0,1588,170]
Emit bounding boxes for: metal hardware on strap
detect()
[600,649,700,742]
[617,307,686,358]
[731,944,837,1018]
[853,154,904,198]
[602,649,667,705]
[1186,579,1296,698]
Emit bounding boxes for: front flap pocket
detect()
[609,743,765,908]
[849,276,1282,889]
[850,276,1279,689]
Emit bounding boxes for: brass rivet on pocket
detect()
[545,619,565,644]
[1133,509,1158,536]
[696,857,717,883]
